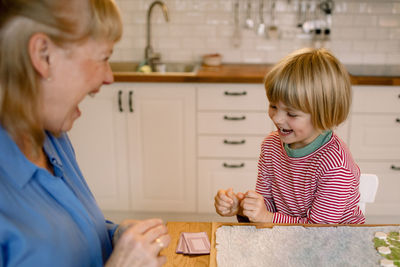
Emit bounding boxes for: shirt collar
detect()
[284,130,333,158]
[43,132,65,177]
[0,125,38,188]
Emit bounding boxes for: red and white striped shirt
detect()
[256,131,365,224]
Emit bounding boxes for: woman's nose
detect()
[103,63,114,84]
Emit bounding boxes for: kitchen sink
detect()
[110,62,199,75]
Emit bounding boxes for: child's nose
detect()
[272,112,284,124]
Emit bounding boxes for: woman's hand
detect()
[240,190,274,223]
[106,218,171,267]
[214,188,244,217]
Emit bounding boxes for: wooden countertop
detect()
[113,64,400,85]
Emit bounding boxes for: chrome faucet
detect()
[145,1,169,69]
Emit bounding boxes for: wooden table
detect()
[161,222,213,267]
[160,221,400,267]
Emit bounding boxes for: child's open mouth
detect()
[279,127,293,136]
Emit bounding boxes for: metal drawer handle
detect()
[129,90,134,113]
[118,90,123,112]
[223,139,246,145]
[396,118,400,123]
[224,115,246,121]
[224,91,247,96]
[223,163,245,168]
[391,165,400,171]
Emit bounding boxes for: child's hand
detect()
[214,188,244,217]
[240,190,274,223]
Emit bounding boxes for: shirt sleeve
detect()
[272,167,355,224]
[0,245,4,267]
[255,139,277,213]
[105,220,118,240]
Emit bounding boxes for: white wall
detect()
[112,0,400,65]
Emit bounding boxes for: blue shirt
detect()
[0,125,117,266]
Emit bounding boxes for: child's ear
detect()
[28,33,53,79]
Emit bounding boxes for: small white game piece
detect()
[378,246,391,255]
[375,232,387,240]
[380,258,395,267]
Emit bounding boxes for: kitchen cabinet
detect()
[68,86,129,210]
[69,83,197,212]
[196,84,273,213]
[349,85,400,215]
[69,81,399,217]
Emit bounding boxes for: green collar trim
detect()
[284,130,333,158]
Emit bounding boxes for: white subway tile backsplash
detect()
[353,40,376,52]
[376,40,400,53]
[363,53,386,64]
[330,40,353,52]
[353,15,378,27]
[393,3,400,14]
[364,27,390,40]
[367,3,395,14]
[385,53,400,64]
[389,28,400,40]
[379,15,400,27]
[113,0,400,65]
[331,15,353,27]
[332,27,365,40]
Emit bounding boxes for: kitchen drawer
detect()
[197,159,258,213]
[352,86,400,113]
[198,136,263,158]
[349,114,400,160]
[197,84,267,111]
[198,112,272,135]
[357,161,400,216]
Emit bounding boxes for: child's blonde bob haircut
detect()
[264,48,352,131]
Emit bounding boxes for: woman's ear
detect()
[28,33,53,79]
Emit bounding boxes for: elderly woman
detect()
[0,0,170,266]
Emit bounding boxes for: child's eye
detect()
[269,104,277,109]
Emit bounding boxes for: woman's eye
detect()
[288,113,298,117]
[269,105,277,109]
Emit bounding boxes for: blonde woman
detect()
[215,48,365,225]
[0,0,169,266]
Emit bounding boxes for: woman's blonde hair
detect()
[264,48,351,131]
[0,0,122,156]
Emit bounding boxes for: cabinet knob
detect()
[118,90,123,112]
[396,118,400,123]
[391,165,400,171]
[223,162,245,168]
[224,91,247,96]
[223,139,246,145]
[224,115,246,121]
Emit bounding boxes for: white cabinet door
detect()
[125,83,197,212]
[68,85,130,210]
[350,114,400,160]
[198,159,258,213]
[357,161,400,216]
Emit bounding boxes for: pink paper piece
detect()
[182,232,211,255]
[176,232,211,255]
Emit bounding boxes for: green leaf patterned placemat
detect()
[374,231,400,267]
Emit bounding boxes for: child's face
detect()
[268,101,320,149]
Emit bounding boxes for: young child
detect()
[214,48,365,224]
